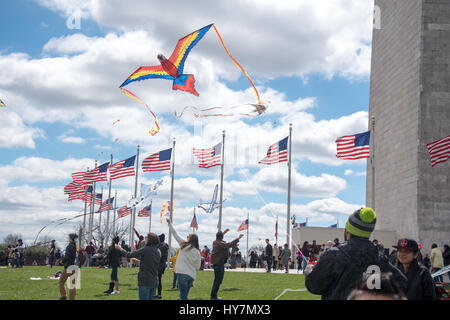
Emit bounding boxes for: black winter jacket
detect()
[397,260,436,300]
[107,246,123,267]
[62,242,77,268]
[158,242,169,273]
[265,244,273,260]
[305,237,407,300]
[124,245,161,287]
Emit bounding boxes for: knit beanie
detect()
[345,208,376,238]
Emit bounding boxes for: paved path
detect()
[202,267,305,274]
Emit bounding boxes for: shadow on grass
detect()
[222,288,240,292]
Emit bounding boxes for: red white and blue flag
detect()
[237,219,248,232]
[336,131,370,160]
[138,204,152,217]
[142,148,172,172]
[426,135,450,167]
[67,185,92,202]
[190,213,198,230]
[71,172,86,184]
[259,137,288,165]
[98,197,114,212]
[193,143,222,168]
[108,156,136,180]
[117,205,132,218]
[83,162,109,183]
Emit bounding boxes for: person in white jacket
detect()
[167,218,202,300]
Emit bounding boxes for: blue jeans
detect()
[302,256,308,272]
[172,273,178,288]
[138,286,156,300]
[178,274,194,300]
[433,268,444,283]
[85,254,92,267]
[210,264,225,298]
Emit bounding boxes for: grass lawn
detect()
[0,266,320,300]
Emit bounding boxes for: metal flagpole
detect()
[218,130,225,231]
[149,199,152,233]
[130,145,140,249]
[81,175,89,247]
[105,154,113,245]
[245,211,249,272]
[192,207,196,233]
[276,215,278,246]
[112,190,117,238]
[287,123,292,248]
[371,117,375,210]
[168,137,176,268]
[88,160,97,244]
[98,185,104,247]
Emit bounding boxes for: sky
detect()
[0,0,375,251]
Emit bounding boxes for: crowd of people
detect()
[3,208,449,301]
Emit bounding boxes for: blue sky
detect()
[0,0,374,249]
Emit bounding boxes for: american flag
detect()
[108,156,136,180]
[193,143,222,168]
[190,213,198,230]
[71,172,86,184]
[336,131,370,160]
[259,137,288,164]
[237,219,248,232]
[142,148,172,172]
[138,204,152,217]
[83,162,109,183]
[64,181,85,195]
[66,185,92,201]
[275,218,278,239]
[426,135,450,167]
[117,205,132,218]
[98,197,114,212]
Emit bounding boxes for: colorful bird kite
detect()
[120,23,213,96]
[112,120,120,125]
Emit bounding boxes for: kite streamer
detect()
[120,88,160,136]
[174,103,269,118]
[213,25,261,104]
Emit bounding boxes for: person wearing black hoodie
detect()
[104,236,123,295]
[58,233,78,300]
[155,233,169,299]
[393,238,436,300]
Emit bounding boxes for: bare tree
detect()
[3,233,23,245]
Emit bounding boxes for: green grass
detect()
[0,266,320,300]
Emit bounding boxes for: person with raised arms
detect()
[166,218,202,300]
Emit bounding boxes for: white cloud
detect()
[58,135,85,144]
[0,110,44,148]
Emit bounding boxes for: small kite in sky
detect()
[120,23,213,96]
[113,138,119,143]
[112,120,120,125]
[0,99,5,107]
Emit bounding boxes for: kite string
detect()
[213,25,261,104]
[119,88,160,136]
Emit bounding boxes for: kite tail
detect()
[120,88,160,136]
[213,25,261,104]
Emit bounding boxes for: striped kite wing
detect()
[168,23,213,75]
[120,65,175,88]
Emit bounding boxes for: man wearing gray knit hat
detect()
[305,208,407,300]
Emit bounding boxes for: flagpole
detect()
[246,211,249,272]
[192,207,196,233]
[287,123,292,249]
[81,171,89,247]
[168,137,176,268]
[98,185,104,247]
[218,130,225,231]
[88,160,97,244]
[105,153,113,245]
[276,215,278,246]
[371,116,375,210]
[112,190,117,238]
[130,145,140,248]
[149,199,152,233]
